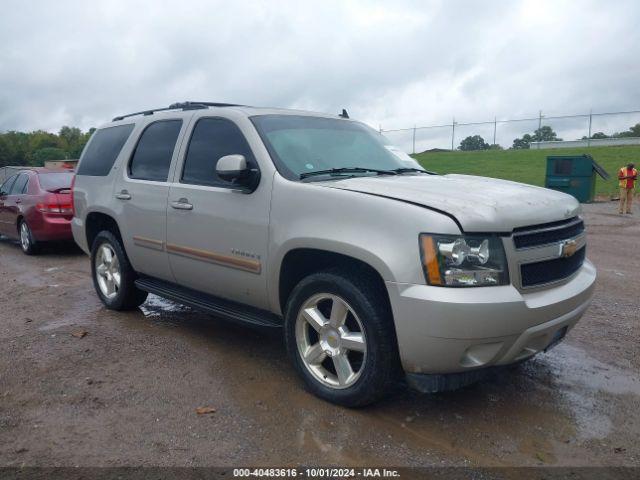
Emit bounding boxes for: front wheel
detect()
[91,231,147,310]
[284,269,401,407]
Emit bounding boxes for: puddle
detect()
[296,412,358,462]
[541,343,640,396]
[37,296,97,332]
[39,317,78,332]
[563,390,613,439]
[533,343,640,441]
[138,294,192,326]
[140,294,190,315]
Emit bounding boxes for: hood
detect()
[317,174,580,232]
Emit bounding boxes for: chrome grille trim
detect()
[521,247,586,287]
[513,217,584,250]
[503,220,587,291]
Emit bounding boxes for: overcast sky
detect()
[1,0,639,149]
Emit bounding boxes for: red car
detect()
[0,168,74,254]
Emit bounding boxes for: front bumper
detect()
[386,259,596,375]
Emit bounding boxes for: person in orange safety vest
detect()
[618,162,637,214]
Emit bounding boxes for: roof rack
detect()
[112,101,244,122]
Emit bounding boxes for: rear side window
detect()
[38,172,74,192]
[77,124,135,176]
[10,174,29,194]
[129,120,182,182]
[0,175,17,195]
[181,118,256,187]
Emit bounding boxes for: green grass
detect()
[412,145,640,198]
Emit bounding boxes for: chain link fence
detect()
[380,109,640,154]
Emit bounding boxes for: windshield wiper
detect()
[300,167,398,180]
[392,167,437,175]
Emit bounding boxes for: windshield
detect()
[38,172,74,191]
[251,115,422,180]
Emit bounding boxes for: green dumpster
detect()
[545,154,609,203]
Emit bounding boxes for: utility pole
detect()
[493,117,497,146]
[587,110,593,147]
[537,110,543,150]
[538,110,543,131]
[412,125,416,155]
[451,118,456,151]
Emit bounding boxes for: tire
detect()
[90,230,148,310]
[284,268,401,407]
[19,220,38,255]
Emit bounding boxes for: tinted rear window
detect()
[77,124,134,176]
[129,120,182,182]
[38,172,74,191]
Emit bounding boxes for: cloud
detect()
[1,0,639,149]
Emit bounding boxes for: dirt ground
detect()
[0,202,638,468]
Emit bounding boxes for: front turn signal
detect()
[420,235,442,286]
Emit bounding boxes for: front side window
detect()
[0,175,17,196]
[77,124,135,176]
[10,174,29,194]
[251,115,421,180]
[129,120,182,182]
[181,118,256,187]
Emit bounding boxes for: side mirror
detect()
[216,154,259,191]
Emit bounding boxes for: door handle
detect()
[115,190,131,200]
[170,198,193,210]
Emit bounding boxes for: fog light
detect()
[444,268,500,286]
[460,342,504,367]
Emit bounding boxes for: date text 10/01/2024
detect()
[233,468,401,478]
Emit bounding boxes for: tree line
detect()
[458,122,640,151]
[3,121,639,163]
[0,126,95,168]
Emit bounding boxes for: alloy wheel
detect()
[295,293,367,389]
[20,222,30,251]
[95,244,121,299]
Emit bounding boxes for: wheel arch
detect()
[276,246,393,320]
[16,214,24,233]
[85,211,124,250]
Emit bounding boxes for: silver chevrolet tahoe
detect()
[71,101,596,406]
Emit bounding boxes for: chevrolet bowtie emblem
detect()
[560,240,578,258]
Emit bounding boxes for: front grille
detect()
[513,217,584,249]
[520,247,586,287]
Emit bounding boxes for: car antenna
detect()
[339,109,349,119]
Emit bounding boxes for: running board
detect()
[135,277,282,329]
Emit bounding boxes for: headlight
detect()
[419,234,509,287]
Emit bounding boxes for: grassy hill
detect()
[413,145,640,198]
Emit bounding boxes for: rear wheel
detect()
[284,269,401,407]
[19,220,38,255]
[91,231,147,310]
